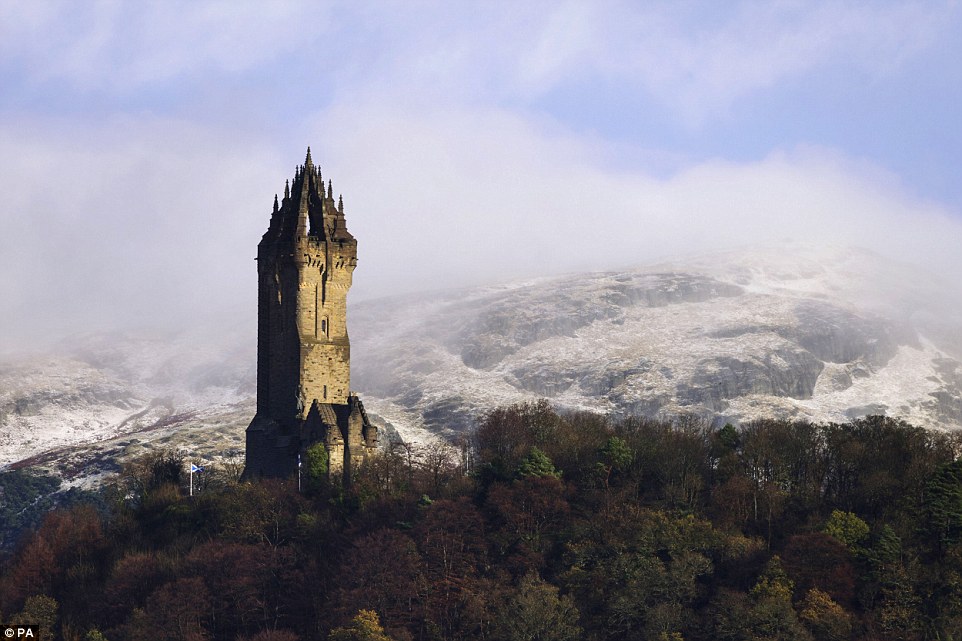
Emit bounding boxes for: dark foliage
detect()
[3,405,962,640]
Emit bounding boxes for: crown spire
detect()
[327,179,333,199]
[284,180,290,200]
[273,194,279,213]
[338,194,344,214]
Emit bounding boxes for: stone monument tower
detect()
[244,148,377,480]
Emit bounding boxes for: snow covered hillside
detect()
[351,244,962,437]
[2,243,961,482]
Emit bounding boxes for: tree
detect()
[474,400,560,480]
[412,498,488,638]
[332,529,424,633]
[303,442,329,494]
[798,588,853,641]
[491,573,581,641]
[924,459,962,554]
[11,594,58,641]
[101,552,167,627]
[597,436,633,489]
[120,450,186,504]
[516,448,561,479]
[822,510,869,552]
[782,533,856,606]
[124,577,211,641]
[745,557,813,641]
[486,476,570,571]
[328,609,393,641]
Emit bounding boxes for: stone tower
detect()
[244,148,377,480]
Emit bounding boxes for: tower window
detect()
[323,385,327,399]
[321,319,327,334]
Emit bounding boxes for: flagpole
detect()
[190,462,193,497]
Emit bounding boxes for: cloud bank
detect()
[1,1,961,352]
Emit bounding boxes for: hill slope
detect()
[351,244,962,436]
[2,244,961,478]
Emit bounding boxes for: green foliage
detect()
[303,441,329,494]
[0,470,61,550]
[516,447,561,479]
[823,509,870,551]
[925,458,962,552]
[600,436,633,471]
[717,423,740,451]
[12,594,58,641]
[743,557,812,641]
[329,609,392,641]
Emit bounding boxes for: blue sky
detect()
[2,1,961,349]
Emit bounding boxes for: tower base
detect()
[243,394,377,483]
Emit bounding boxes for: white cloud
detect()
[2,97,960,352]
[0,116,283,348]
[309,99,962,299]
[0,0,326,91]
[3,1,950,125]
[510,0,951,124]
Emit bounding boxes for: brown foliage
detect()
[1,505,106,615]
[485,476,570,575]
[333,528,425,632]
[101,552,168,627]
[782,533,856,606]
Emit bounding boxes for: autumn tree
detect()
[328,610,393,641]
[491,573,581,641]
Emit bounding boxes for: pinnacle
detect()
[305,146,313,169]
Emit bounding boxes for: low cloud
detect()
[312,100,962,296]
[2,99,959,354]
[1,2,960,354]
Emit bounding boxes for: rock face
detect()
[350,245,962,436]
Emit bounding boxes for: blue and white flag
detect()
[191,463,203,473]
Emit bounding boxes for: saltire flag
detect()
[191,463,204,473]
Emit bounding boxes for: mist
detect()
[2,2,962,354]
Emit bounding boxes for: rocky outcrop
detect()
[350,246,962,434]
[456,273,742,369]
[677,348,825,412]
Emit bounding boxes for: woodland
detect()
[4,401,962,641]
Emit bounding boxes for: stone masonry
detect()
[244,149,377,481]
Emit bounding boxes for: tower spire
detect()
[327,179,333,199]
[305,146,313,169]
[284,180,290,200]
[338,194,344,214]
